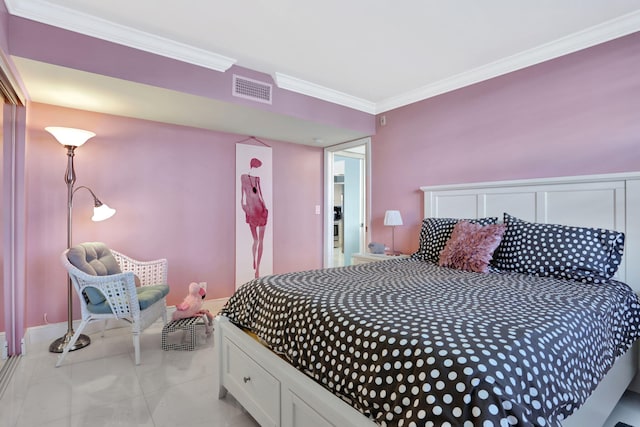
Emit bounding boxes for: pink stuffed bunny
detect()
[171,282,214,335]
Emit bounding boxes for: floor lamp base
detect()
[48,332,91,353]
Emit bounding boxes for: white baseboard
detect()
[1,332,6,360]
[21,297,229,355]
[24,317,129,352]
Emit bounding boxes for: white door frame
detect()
[323,137,371,267]
[1,49,27,358]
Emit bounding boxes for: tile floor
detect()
[1,311,639,427]
[0,299,259,427]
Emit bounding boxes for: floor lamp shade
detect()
[45,126,96,147]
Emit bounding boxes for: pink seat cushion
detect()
[438,221,506,273]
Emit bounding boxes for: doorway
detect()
[324,138,370,267]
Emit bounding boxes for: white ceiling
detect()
[6,0,640,145]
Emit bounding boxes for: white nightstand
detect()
[351,253,409,265]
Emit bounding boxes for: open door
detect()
[324,138,370,267]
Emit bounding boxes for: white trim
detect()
[377,10,640,113]
[25,319,112,353]
[3,104,27,357]
[420,172,640,193]
[274,72,377,114]
[0,332,6,360]
[323,138,371,268]
[21,297,230,354]
[323,149,335,268]
[22,297,231,353]
[4,0,236,72]
[420,172,640,294]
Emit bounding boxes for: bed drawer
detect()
[223,337,280,427]
[282,390,335,427]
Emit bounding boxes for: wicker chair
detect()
[57,242,169,367]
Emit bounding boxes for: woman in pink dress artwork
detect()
[241,157,268,278]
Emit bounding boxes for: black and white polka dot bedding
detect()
[221,258,640,427]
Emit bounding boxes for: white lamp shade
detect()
[92,204,116,222]
[46,126,96,147]
[384,210,403,226]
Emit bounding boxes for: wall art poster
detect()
[235,143,273,289]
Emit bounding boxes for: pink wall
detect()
[10,18,640,330]
[24,102,324,328]
[370,32,640,255]
[6,11,354,331]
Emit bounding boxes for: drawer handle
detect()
[243,376,251,383]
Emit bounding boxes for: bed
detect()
[215,173,640,427]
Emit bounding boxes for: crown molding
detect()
[376,9,640,113]
[5,0,237,72]
[274,72,376,114]
[6,0,640,114]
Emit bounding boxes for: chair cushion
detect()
[67,242,122,305]
[87,284,170,314]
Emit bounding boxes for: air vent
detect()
[233,75,272,104]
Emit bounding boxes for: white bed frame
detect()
[215,172,640,427]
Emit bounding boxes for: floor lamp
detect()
[384,210,403,255]
[45,127,116,354]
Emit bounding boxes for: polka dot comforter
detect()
[221,258,640,427]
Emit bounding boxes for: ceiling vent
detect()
[233,75,272,104]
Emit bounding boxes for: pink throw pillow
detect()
[438,221,506,273]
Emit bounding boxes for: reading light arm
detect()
[74,185,105,208]
[63,145,115,247]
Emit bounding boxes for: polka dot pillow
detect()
[412,217,499,263]
[492,213,625,283]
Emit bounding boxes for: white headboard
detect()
[421,173,640,293]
